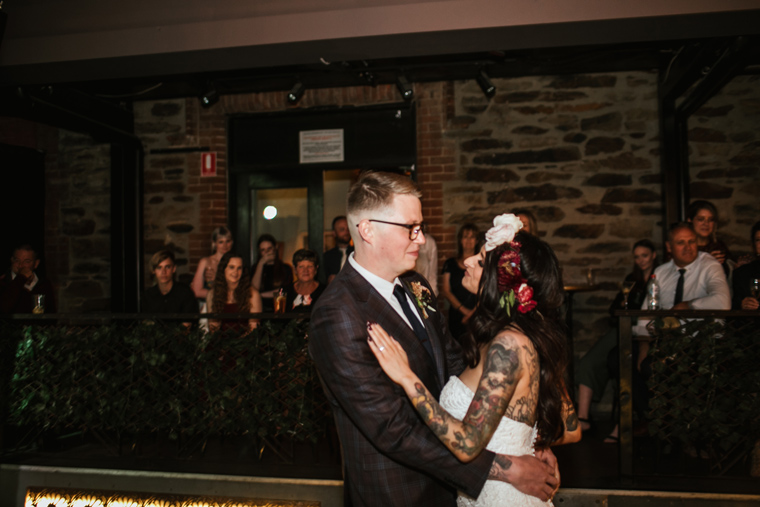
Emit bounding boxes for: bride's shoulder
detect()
[490,327,535,352]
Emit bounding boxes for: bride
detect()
[368,214,580,506]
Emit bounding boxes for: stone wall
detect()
[688,74,760,258]
[443,72,662,349]
[136,99,197,287]
[52,131,112,313]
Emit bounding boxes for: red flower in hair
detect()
[495,242,537,316]
[516,283,537,313]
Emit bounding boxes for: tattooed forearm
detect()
[408,334,530,462]
[488,454,512,480]
[563,395,579,431]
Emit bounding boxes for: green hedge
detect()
[5,319,331,446]
[647,317,760,469]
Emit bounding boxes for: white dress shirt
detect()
[634,251,731,336]
[348,253,424,330]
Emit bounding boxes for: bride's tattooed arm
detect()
[406,333,529,462]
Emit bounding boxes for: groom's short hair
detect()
[346,171,421,227]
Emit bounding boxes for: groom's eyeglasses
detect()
[363,220,427,240]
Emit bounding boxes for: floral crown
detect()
[485,214,538,316]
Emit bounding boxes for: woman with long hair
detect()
[575,239,659,436]
[251,234,293,311]
[441,223,480,342]
[207,251,262,333]
[368,215,579,506]
[686,200,733,275]
[192,226,234,300]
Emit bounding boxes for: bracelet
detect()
[457,304,463,311]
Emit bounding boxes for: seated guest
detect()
[0,244,56,314]
[283,249,325,312]
[141,250,197,316]
[251,234,293,311]
[686,200,733,276]
[208,252,262,333]
[732,220,760,310]
[512,208,539,236]
[192,226,234,301]
[575,239,658,434]
[323,216,353,283]
[606,223,731,442]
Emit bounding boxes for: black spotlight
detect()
[476,69,496,98]
[199,85,219,108]
[396,75,413,101]
[287,82,305,104]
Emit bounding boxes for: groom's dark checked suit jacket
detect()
[309,261,493,507]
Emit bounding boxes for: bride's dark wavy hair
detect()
[460,231,568,447]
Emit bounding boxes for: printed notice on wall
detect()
[299,129,344,164]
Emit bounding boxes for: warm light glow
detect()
[25,488,318,507]
[263,205,278,220]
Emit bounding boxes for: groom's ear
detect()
[356,219,373,244]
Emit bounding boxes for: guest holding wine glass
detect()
[441,223,480,343]
[192,226,234,302]
[251,234,293,312]
[575,239,658,436]
[732,220,760,310]
[283,249,325,313]
[207,251,262,334]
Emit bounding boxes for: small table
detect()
[564,284,602,394]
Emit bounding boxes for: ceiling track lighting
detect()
[287,81,305,104]
[396,74,413,101]
[199,84,219,108]
[476,69,496,98]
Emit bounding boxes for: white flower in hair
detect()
[485,214,524,251]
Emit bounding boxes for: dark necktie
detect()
[674,268,686,305]
[392,284,435,360]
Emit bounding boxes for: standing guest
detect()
[308,171,559,507]
[575,239,658,435]
[686,200,733,275]
[513,208,539,236]
[142,250,198,316]
[192,226,234,301]
[323,216,353,283]
[251,234,293,311]
[207,252,262,333]
[414,232,439,295]
[0,244,56,314]
[732,220,760,310]
[283,249,325,312]
[441,223,480,342]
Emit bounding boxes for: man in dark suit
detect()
[309,171,558,506]
[323,215,353,283]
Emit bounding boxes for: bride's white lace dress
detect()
[439,376,552,506]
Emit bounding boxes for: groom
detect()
[308,171,559,506]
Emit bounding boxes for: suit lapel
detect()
[343,265,443,391]
[397,277,446,391]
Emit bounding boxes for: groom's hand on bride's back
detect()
[488,451,559,502]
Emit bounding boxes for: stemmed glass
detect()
[620,281,636,309]
[751,278,760,301]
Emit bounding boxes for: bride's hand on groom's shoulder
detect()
[489,452,559,502]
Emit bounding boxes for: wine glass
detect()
[751,278,760,301]
[621,281,636,309]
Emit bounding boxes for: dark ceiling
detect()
[1,4,760,137]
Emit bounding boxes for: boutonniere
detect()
[408,281,437,319]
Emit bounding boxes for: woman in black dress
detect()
[441,223,480,342]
